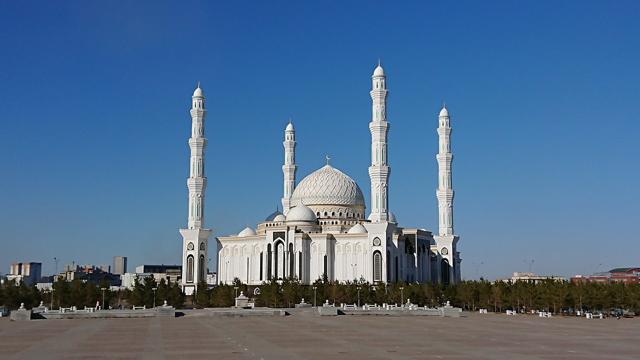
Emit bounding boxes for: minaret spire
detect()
[368,62,390,222]
[180,83,212,296]
[282,120,297,215]
[436,105,454,235]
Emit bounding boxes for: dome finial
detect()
[193,82,204,97]
[373,61,385,77]
[325,154,331,166]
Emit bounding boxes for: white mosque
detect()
[180,64,461,294]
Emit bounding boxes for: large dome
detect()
[291,165,365,207]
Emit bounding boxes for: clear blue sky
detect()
[1,1,638,280]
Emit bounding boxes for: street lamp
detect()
[357,286,361,308]
[50,287,55,309]
[399,286,404,308]
[312,286,317,308]
[234,286,239,299]
[100,288,107,310]
[152,287,158,308]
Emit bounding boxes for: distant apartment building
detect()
[571,268,640,284]
[501,272,565,284]
[7,262,42,286]
[113,256,127,275]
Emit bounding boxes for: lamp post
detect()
[357,286,361,308]
[100,287,107,310]
[152,287,158,308]
[399,286,404,308]
[313,286,317,308]
[234,286,239,299]
[50,287,54,309]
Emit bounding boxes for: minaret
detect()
[180,83,212,296]
[436,105,454,235]
[434,104,460,285]
[368,62,390,222]
[282,121,297,215]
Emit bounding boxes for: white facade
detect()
[180,84,212,295]
[216,64,462,285]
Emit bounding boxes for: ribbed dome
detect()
[291,165,365,207]
[347,223,368,234]
[286,204,317,222]
[238,227,257,237]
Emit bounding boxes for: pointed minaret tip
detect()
[439,102,449,117]
[193,81,204,97]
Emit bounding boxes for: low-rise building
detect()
[571,268,640,284]
[135,265,182,285]
[501,272,565,284]
[58,263,120,285]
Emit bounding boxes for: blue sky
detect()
[1,1,638,280]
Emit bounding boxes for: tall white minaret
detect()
[180,83,212,296]
[368,62,390,222]
[434,104,460,285]
[282,121,297,215]
[436,105,454,235]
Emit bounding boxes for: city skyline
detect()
[1,1,639,280]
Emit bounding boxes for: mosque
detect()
[179,63,461,294]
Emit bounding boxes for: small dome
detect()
[286,122,294,131]
[286,205,317,222]
[193,85,204,97]
[439,106,449,117]
[273,214,286,222]
[237,227,257,237]
[264,210,283,221]
[347,223,368,234]
[389,212,397,223]
[373,65,385,77]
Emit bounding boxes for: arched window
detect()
[386,250,391,282]
[199,242,205,251]
[441,259,451,285]
[199,255,205,281]
[298,251,302,281]
[186,255,194,283]
[373,251,382,283]
[332,212,335,216]
[289,243,294,278]
[267,244,272,280]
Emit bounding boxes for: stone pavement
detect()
[0,311,638,359]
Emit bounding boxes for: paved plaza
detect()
[0,311,638,359]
